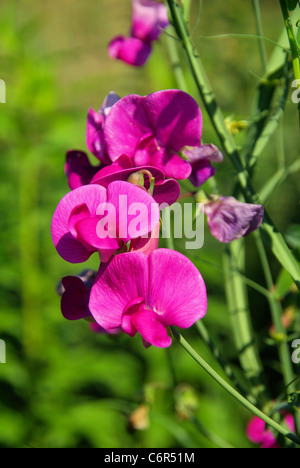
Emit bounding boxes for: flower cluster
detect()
[52,88,264,347]
[108,0,169,67]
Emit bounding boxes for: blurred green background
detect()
[0,0,299,448]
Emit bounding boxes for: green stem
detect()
[223,240,269,405]
[171,327,300,446]
[279,0,300,82]
[251,0,268,73]
[279,0,300,129]
[167,0,300,291]
[195,320,258,406]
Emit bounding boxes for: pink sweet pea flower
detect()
[108,0,169,67]
[103,89,204,181]
[246,415,295,448]
[204,196,264,243]
[89,249,207,348]
[51,181,160,264]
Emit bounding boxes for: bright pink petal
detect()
[68,203,91,238]
[90,155,133,186]
[74,216,120,263]
[104,94,152,161]
[144,90,203,152]
[246,416,278,448]
[150,147,192,180]
[51,185,107,263]
[106,181,160,242]
[147,249,207,328]
[132,0,169,41]
[122,300,172,347]
[108,36,152,67]
[89,252,149,330]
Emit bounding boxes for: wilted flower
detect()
[89,249,207,348]
[108,0,169,67]
[204,196,264,243]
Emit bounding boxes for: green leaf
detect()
[286,0,299,11]
[285,224,300,250]
[275,267,295,300]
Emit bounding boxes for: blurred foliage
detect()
[0,0,299,448]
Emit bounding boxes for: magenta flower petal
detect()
[246,416,278,448]
[104,90,203,180]
[51,184,107,263]
[148,249,207,328]
[108,36,152,67]
[89,252,149,330]
[152,179,181,206]
[61,276,91,320]
[65,150,100,190]
[150,148,192,180]
[204,197,264,243]
[131,0,169,42]
[90,156,133,186]
[106,180,160,242]
[144,90,203,152]
[89,249,207,347]
[104,94,151,161]
[74,216,121,263]
[91,163,180,206]
[123,302,172,348]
